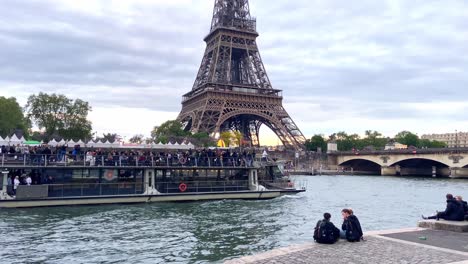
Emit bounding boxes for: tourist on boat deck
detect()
[341,208,363,242]
[455,196,468,221]
[25,175,32,186]
[262,149,268,161]
[13,176,20,195]
[313,213,340,244]
[422,194,465,221]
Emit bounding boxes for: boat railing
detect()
[156,180,250,194]
[1,178,305,200]
[1,180,251,199]
[3,182,145,200]
[0,154,256,169]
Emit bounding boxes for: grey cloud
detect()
[1,0,468,137]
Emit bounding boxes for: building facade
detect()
[421,132,468,148]
[384,142,408,150]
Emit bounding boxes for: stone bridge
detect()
[328,148,468,178]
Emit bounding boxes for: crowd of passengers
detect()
[1,144,269,167]
[4,169,55,196]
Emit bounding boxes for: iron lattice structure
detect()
[177,0,306,149]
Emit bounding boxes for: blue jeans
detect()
[340,230,346,239]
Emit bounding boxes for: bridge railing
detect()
[329,147,468,156]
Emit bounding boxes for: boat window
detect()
[44,169,73,184]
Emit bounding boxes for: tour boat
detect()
[0,154,305,208]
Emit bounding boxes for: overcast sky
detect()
[1,0,467,144]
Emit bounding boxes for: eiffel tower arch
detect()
[178,0,306,150]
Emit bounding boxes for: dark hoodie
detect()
[460,200,468,216]
[443,199,465,221]
[342,215,363,242]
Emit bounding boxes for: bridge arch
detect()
[388,158,450,177]
[458,157,468,168]
[388,158,451,168]
[338,158,382,174]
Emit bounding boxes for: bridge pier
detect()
[449,168,468,179]
[381,166,397,176]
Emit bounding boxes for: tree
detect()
[419,139,447,148]
[25,93,92,140]
[129,134,144,144]
[363,130,387,149]
[232,131,243,147]
[305,135,327,152]
[151,120,189,143]
[395,131,419,147]
[220,131,233,147]
[97,133,119,143]
[191,132,216,147]
[0,96,30,138]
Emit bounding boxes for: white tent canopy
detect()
[9,134,22,144]
[0,136,196,150]
[48,139,58,147]
[76,140,85,147]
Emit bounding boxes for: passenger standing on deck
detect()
[26,175,32,186]
[13,176,20,196]
[341,209,363,242]
[422,194,465,221]
[262,149,268,162]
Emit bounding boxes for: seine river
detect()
[1,175,467,264]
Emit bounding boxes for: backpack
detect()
[314,221,338,244]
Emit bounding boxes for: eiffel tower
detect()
[177,0,306,150]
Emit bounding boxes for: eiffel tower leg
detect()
[248,120,261,147]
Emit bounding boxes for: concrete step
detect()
[418,220,468,232]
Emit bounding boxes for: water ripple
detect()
[0,175,467,263]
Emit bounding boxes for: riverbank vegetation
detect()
[305,130,447,152]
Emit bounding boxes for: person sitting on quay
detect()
[341,208,364,242]
[455,196,468,221]
[313,213,340,244]
[422,194,465,221]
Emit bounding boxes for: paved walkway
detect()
[225,228,468,264]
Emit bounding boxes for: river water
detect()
[0,175,467,264]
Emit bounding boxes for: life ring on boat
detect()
[287,182,294,188]
[179,157,187,165]
[179,183,188,192]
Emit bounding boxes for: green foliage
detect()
[25,93,92,140]
[97,133,119,143]
[419,139,447,148]
[305,135,327,152]
[326,131,387,151]
[232,131,243,147]
[151,120,190,144]
[0,96,30,138]
[129,134,144,144]
[394,131,447,148]
[394,131,419,147]
[30,131,45,142]
[191,132,216,147]
[220,131,233,147]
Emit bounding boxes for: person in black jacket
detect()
[341,209,363,242]
[455,196,468,221]
[423,194,465,221]
[313,213,340,244]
